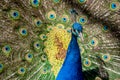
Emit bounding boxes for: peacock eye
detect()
[53,0,60,3]
[41,67,49,74]
[104,55,108,59]
[25,53,33,62]
[103,26,108,32]
[102,54,111,62]
[2,45,12,56]
[70,9,76,14]
[79,16,88,25]
[50,14,54,19]
[18,67,26,75]
[90,37,98,47]
[83,59,91,67]
[91,40,95,45]
[34,19,42,27]
[40,34,47,40]
[10,10,20,20]
[19,28,28,36]
[111,3,117,9]
[63,18,67,22]
[41,54,47,62]
[61,15,69,23]
[0,64,4,73]
[47,11,56,20]
[110,2,120,11]
[80,18,85,23]
[42,68,47,74]
[34,41,41,50]
[56,24,65,29]
[0,64,2,69]
[78,0,87,4]
[30,0,40,7]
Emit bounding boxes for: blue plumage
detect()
[56,23,83,80]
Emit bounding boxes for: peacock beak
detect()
[79,32,84,41]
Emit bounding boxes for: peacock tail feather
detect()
[0,0,120,80]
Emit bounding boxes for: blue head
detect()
[72,22,84,41]
[72,22,83,32]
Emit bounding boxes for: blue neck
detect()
[65,34,81,63]
[56,34,83,80]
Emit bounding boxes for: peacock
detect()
[0,0,120,80]
[56,9,84,80]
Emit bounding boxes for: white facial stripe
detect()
[79,32,84,41]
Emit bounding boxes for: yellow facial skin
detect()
[90,37,99,47]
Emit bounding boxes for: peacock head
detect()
[72,22,84,41]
